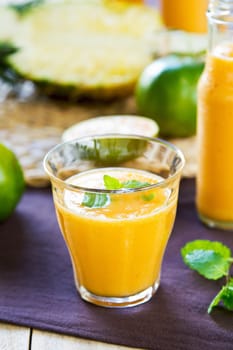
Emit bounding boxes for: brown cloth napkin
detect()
[0,179,233,350]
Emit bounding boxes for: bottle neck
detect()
[207,0,233,52]
[208,0,233,14]
[208,0,233,15]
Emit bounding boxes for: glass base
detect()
[76,279,160,308]
[198,212,233,231]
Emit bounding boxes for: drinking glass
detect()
[44,134,184,307]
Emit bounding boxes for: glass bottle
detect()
[196,0,233,229]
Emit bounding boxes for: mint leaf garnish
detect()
[82,193,110,208]
[208,278,233,313]
[122,180,151,189]
[142,193,155,201]
[181,240,231,280]
[103,176,151,190]
[181,239,233,313]
[82,175,119,208]
[103,175,122,190]
[82,175,154,208]
[219,278,233,310]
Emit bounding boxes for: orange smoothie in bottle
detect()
[55,167,177,301]
[196,0,233,229]
[197,43,233,226]
[161,0,208,33]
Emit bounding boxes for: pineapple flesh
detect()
[3,0,162,99]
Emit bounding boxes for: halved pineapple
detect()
[0,6,19,41]
[6,0,162,99]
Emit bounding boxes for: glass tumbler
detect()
[44,134,184,307]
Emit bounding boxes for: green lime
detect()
[0,143,25,222]
[135,54,204,138]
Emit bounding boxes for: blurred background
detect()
[0,0,208,187]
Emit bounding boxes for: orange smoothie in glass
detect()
[161,0,208,33]
[44,134,184,307]
[197,43,233,223]
[55,167,176,299]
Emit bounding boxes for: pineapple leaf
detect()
[0,42,18,61]
[9,0,44,16]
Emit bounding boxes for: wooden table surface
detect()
[0,322,142,349]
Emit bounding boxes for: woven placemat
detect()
[0,95,197,187]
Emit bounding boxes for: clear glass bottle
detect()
[196,0,233,229]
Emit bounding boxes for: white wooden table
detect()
[0,323,142,349]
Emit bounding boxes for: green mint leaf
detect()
[208,278,233,313]
[122,180,151,189]
[82,175,154,208]
[142,193,155,201]
[208,287,224,314]
[221,278,233,310]
[103,175,122,190]
[103,176,151,190]
[122,180,154,202]
[82,193,110,208]
[181,240,232,280]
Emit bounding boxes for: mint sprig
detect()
[82,192,110,208]
[142,193,155,201]
[82,175,154,208]
[103,175,151,191]
[122,180,151,189]
[181,239,233,313]
[181,240,231,280]
[103,175,122,190]
[208,278,233,313]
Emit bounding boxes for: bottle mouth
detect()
[208,0,233,24]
